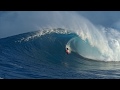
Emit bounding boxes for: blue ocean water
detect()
[1,28,120,79]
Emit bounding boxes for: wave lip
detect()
[16,28,72,43]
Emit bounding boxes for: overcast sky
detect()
[0,11,120,38]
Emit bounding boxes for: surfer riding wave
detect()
[66,48,70,54]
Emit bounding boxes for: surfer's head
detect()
[66,48,68,50]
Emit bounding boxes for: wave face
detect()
[1,28,120,79]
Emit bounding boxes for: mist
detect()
[1,11,120,38]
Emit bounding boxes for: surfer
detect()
[66,48,69,54]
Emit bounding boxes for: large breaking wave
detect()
[1,12,120,62]
[13,24,120,62]
[4,25,120,62]
[1,28,120,78]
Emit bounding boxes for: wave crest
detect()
[16,28,72,43]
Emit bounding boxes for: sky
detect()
[0,11,120,38]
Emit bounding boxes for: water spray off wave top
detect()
[60,12,120,62]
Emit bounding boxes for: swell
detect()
[0,29,80,69]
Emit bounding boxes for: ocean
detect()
[0,28,120,79]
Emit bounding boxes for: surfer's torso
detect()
[66,48,70,54]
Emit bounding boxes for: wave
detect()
[14,26,120,62]
[1,28,120,79]
[1,27,120,65]
[1,11,120,62]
